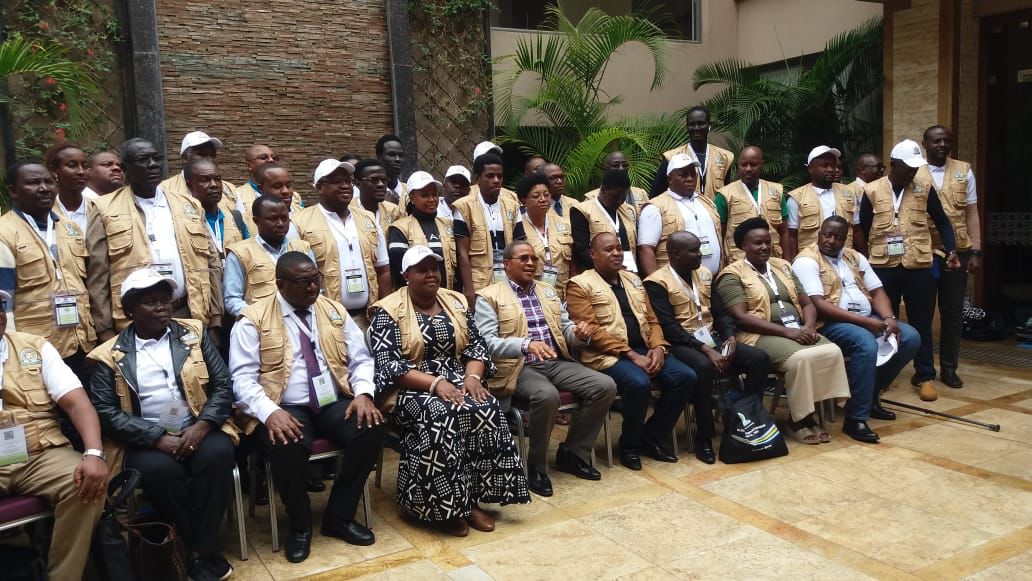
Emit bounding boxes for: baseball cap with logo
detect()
[806,145,842,165]
[120,267,178,299]
[666,153,701,175]
[473,141,503,160]
[313,159,356,187]
[406,171,442,192]
[401,245,444,274]
[890,139,928,168]
[445,165,471,183]
[180,131,224,155]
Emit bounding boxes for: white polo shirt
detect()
[638,190,722,274]
[793,250,883,317]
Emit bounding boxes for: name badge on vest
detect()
[886,235,905,257]
[492,249,506,284]
[345,268,364,294]
[159,401,189,434]
[780,313,801,329]
[699,236,714,257]
[153,262,175,278]
[53,293,80,327]
[622,251,638,273]
[541,263,559,287]
[0,424,29,467]
[313,373,338,408]
[693,325,717,348]
[847,302,863,313]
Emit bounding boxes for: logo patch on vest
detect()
[781,264,792,276]
[182,203,198,216]
[364,219,376,230]
[699,271,712,283]
[328,308,343,322]
[64,222,83,237]
[556,223,569,234]
[452,299,466,312]
[630,277,643,289]
[18,348,42,366]
[180,329,200,344]
[954,171,966,181]
[544,287,557,300]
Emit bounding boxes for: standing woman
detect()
[369,246,529,537]
[715,218,850,445]
[516,173,573,298]
[89,268,238,580]
[386,171,457,290]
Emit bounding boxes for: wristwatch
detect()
[971,249,983,257]
[82,448,106,461]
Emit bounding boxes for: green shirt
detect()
[715,183,790,224]
[717,271,805,325]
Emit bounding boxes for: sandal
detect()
[816,428,831,444]
[789,425,820,445]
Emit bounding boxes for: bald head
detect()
[667,231,700,254]
[590,231,618,251]
[738,146,764,187]
[244,144,277,178]
[603,151,630,171]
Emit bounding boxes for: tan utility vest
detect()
[349,199,400,237]
[0,212,95,357]
[786,183,857,250]
[523,211,573,299]
[476,281,569,396]
[569,269,652,371]
[576,198,638,253]
[663,143,734,199]
[294,205,381,307]
[643,265,714,334]
[234,182,304,235]
[916,159,973,252]
[642,192,721,270]
[470,185,518,206]
[1,331,70,456]
[160,173,237,203]
[392,182,411,214]
[795,244,870,308]
[451,193,522,290]
[584,186,650,211]
[207,201,247,258]
[864,176,934,269]
[224,237,313,304]
[92,186,216,331]
[716,258,799,346]
[718,179,785,262]
[237,296,354,434]
[389,215,458,290]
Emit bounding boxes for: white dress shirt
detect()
[318,204,389,310]
[134,330,194,426]
[786,185,861,229]
[229,293,376,423]
[136,189,187,300]
[793,251,883,317]
[638,190,722,274]
[56,196,91,233]
[0,337,82,407]
[927,165,977,204]
[437,201,454,220]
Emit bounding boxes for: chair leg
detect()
[248,452,257,518]
[685,405,696,453]
[604,412,613,468]
[265,460,279,553]
[374,440,385,489]
[362,478,373,529]
[232,466,248,561]
[515,409,528,474]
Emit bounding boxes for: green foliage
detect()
[495,3,686,196]
[693,18,883,189]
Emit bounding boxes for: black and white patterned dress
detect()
[370,306,530,522]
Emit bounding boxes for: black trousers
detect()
[936,252,970,374]
[249,398,385,532]
[669,342,770,438]
[874,265,937,381]
[125,429,235,556]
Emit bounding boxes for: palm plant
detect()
[495,4,688,196]
[692,18,882,189]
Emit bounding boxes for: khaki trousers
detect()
[0,445,103,581]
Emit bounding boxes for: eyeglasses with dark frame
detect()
[282,272,325,288]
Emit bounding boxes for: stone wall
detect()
[889,0,941,149]
[956,0,980,171]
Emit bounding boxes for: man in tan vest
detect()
[184,158,249,261]
[84,149,124,197]
[234,143,279,214]
[920,125,981,389]
[566,232,695,471]
[86,138,224,343]
[159,131,238,206]
[438,165,471,221]
[476,241,616,497]
[784,146,867,260]
[351,159,402,238]
[572,169,640,272]
[0,289,108,581]
[859,139,960,402]
[230,252,385,562]
[376,134,408,206]
[715,146,788,262]
[471,141,519,203]
[583,151,650,210]
[650,106,733,199]
[1,160,95,382]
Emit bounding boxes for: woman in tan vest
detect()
[369,246,529,537]
[716,218,850,445]
[516,172,573,298]
[387,171,457,290]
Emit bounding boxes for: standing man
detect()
[84,149,124,197]
[638,154,722,277]
[476,241,617,497]
[843,153,885,200]
[230,252,386,562]
[860,139,960,402]
[650,106,733,199]
[184,158,248,261]
[572,169,639,272]
[439,165,471,221]
[375,134,407,206]
[540,163,579,217]
[160,131,236,201]
[919,125,981,389]
[235,144,279,225]
[294,159,390,329]
[1,160,95,381]
[784,146,866,260]
[45,143,95,233]
[472,141,518,203]
[87,138,223,342]
[351,159,401,237]
[453,152,527,307]
[792,217,921,442]
[715,146,788,262]
[583,151,650,210]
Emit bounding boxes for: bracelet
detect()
[972,249,982,257]
[467,373,483,384]
[428,376,444,395]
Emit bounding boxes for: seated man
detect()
[476,241,617,497]
[0,290,108,580]
[566,233,696,470]
[644,231,771,464]
[230,252,385,563]
[792,216,921,443]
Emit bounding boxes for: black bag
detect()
[124,519,189,581]
[88,469,142,581]
[719,393,789,464]
[0,544,47,581]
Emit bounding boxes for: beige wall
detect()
[888,0,941,152]
[956,0,980,168]
[736,0,883,65]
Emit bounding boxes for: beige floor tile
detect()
[538,463,653,508]
[578,492,758,563]
[787,445,956,494]
[955,408,1032,443]
[699,463,872,523]
[448,564,496,580]
[224,553,275,581]
[879,385,970,413]
[975,448,1032,482]
[349,558,450,580]
[460,520,651,580]
[962,550,1032,580]
[615,567,682,580]
[950,369,1032,399]
[880,422,1029,465]
[1010,397,1032,411]
[794,497,994,572]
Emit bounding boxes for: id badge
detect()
[492,248,506,284]
[622,250,638,273]
[780,313,801,329]
[152,261,174,277]
[0,424,29,467]
[693,325,717,348]
[541,263,559,287]
[699,236,714,257]
[312,373,338,408]
[886,235,904,257]
[53,293,80,327]
[159,401,188,434]
[847,302,863,313]
[345,268,364,294]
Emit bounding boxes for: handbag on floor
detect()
[124,518,189,581]
[88,468,141,581]
[719,393,788,464]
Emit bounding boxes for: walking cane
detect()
[881,399,1002,432]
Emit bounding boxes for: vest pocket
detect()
[106,221,134,257]
[469,233,488,256]
[247,263,276,298]
[15,245,49,284]
[185,222,212,257]
[799,201,820,229]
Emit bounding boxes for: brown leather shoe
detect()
[916,381,938,402]
[440,517,469,537]
[466,506,495,532]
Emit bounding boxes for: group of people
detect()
[0,106,980,579]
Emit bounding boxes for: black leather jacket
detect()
[90,321,234,448]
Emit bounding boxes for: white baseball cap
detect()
[313,158,356,187]
[406,171,441,192]
[0,289,10,302]
[180,131,224,155]
[806,145,842,165]
[444,165,471,183]
[473,141,503,160]
[890,139,927,168]
[401,245,444,274]
[120,267,178,299]
[875,334,899,367]
[666,153,701,175]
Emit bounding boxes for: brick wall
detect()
[155,1,395,200]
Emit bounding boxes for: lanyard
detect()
[325,210,361,267]
[528,216,551,263]
[139,195,167,261]
[748,261,787,310]
[478,195,505,250]
[24,212,62,282]
[206,213,224,251]
[0,338,7,408]
[595,197,622,235]
[138,337,180,399]
[287,309,318,344]
[892,187,905,228]
[743,181,761,213]
[691,144,708,178]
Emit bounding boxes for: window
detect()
[492,0,702,42]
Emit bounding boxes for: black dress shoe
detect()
[694,438,716,464]
[322,520,375,546]
[869,398,896,421]
[285,529,312,563]
[306,478,326,493]
[642,440,677,463]
[527,467,553,497]
[940,370,964,389]
[619,449,642,471]
[555,446,601,481]
[843,419,880,443]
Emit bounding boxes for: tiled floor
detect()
[225,347,1032,580]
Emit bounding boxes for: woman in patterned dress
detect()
[369,246,530,536]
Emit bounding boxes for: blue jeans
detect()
[601,348,696,450]
[820,319,921,420]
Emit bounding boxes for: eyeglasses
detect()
[283,272,324,288]
[546,174,565,183]
[248,153,278,162]
[511,254,540,263]
[359,176,388,185]
[127,153,163,165]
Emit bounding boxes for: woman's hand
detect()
[783,327,818,345]
[156,434,181,457]
[435,381,465,407]
[464,376,491,403]
[174,421,211,460]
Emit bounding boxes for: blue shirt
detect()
[223,236,316,318]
